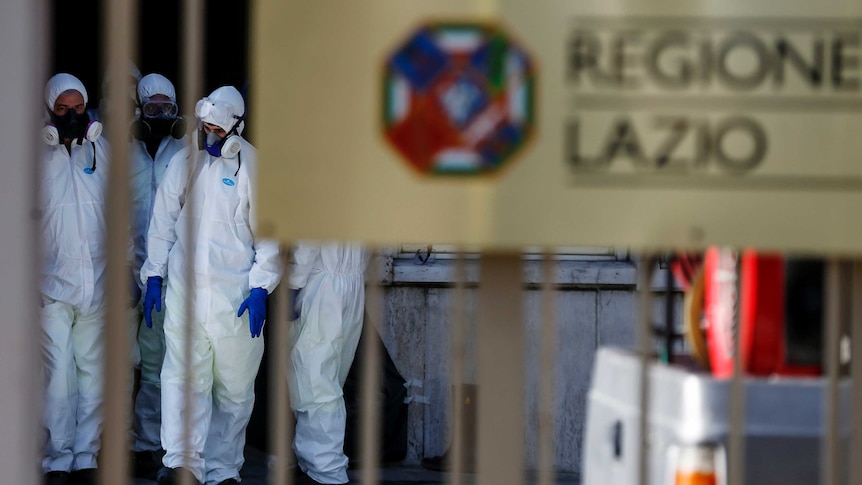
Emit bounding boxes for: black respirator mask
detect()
[43,110,102,145]
[131,98,186,142]
[131,116,187,142]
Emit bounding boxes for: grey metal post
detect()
[0,0,46,483]
[637,255,654,485]
[728,250,745,485]
[850,262,862,485]
[538,254,558,485]
[823,259,842,485]
[476,252,525,485]
[101,0,138,481]
[269,251,293,485]
[447,252,468,485]
[361,249,384,485]
[180,1,203,484]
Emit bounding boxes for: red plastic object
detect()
[703,248,821,378]
[704,248,785,377]
[738,250,785,376]
[704,247,740,378]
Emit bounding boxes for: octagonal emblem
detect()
[382,22,537,176]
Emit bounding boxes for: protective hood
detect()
[45,73,88,109]
[137,73,177,105]
[195,86,245,133]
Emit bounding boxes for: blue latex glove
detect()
[143,276,163,329]
[238,287,268,338]
[289,288,301,321]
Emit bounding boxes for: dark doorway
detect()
[50,0,250,112]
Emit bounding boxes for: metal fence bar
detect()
[637,254,655,485]
[180,1,203,484]
[851,262,862,485]
[728,249,745,485]
[0,0,44,482]
[537,254,557,485]
[447,251,467,485]
[101,0,137,481]
[823,259,842,485]
[477,252,524,485]
[268,250,293,485]
[360,248,384,485]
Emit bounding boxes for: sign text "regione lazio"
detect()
[565,18,862,188]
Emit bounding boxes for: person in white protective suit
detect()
[140,85,281,485]
[39,73,109,485]
[128,73,189,481]
[288,242,370,485]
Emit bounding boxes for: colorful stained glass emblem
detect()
[382,22,536,176]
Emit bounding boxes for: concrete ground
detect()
[132,446,581,485]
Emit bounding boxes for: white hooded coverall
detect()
[289,242,370,484]
[140,86,281,485]
[40,73,110,473]
[130,73,187,453]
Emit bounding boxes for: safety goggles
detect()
[142,100,178,118]
[195,97,239,132]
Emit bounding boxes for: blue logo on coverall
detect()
[222,178,235,186]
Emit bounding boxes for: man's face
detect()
[53,90,85,117]
[203,122,227,139]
